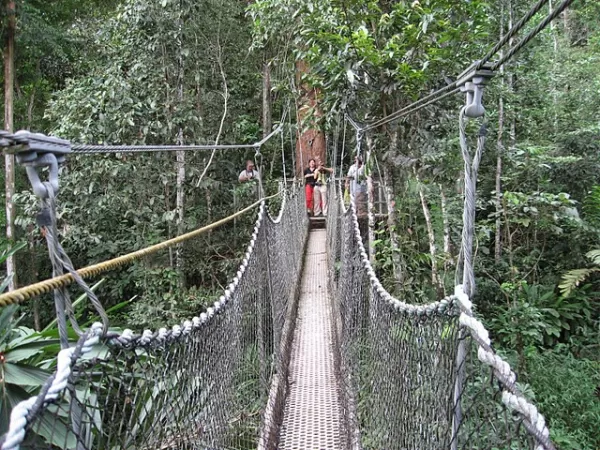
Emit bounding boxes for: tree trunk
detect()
[508,0,516,149]
[439,185,452,281]
[414,168,443,297]
[495,2,505,263]
[4,0,17,290]
[383,129,404,287]
[262,61,272,138]
[295,60,325,177]
[366,134,376,265]
[174,4,186,285]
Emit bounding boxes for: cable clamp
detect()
[6,131,71,199]
[457,62,495,118]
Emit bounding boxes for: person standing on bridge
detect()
[239,160,260,183]
[313,158,333,217]
[346,156,367,217]
[304,158,317,215]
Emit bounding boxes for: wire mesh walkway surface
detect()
[278,228,345,449]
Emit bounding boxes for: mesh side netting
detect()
[5,187,308,450]
[326,185,553,450]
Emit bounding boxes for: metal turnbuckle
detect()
[3,131,71,199]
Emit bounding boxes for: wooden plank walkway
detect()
[277,228,345,449]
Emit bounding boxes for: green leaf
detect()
[35,409,78,449]
[585,249,600,265]
[0,383,32,435]
[3,363,50,386]
[4,346,45,363]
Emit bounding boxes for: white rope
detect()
[0,199,275,450]
[2,323,103,450]
[454,286,554,450]
[344,188,456,316]
[502,392,550,450]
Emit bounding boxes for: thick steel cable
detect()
[347,0,569,133]
[71,124,283,154]
[492,0,575,70]
[345,112,363,133]
[0,192,281,307]
[281,124,287,185]
[39,183,110,343]
[476,0,550,69]
[362,84,459,131]
[357,87,461,132]
[458,108,486,297]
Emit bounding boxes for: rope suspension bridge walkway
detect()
[0,184,554,450]
[0,1,573,447]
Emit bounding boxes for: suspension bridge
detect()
[0,1,574,448]
[0,182,553,450]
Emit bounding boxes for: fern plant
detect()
[582,185,600,226]
[559,249,600,297]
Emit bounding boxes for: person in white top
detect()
[238,160,260,183]
[346,156,367,216]
[313,158,333,217]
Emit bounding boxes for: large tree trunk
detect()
[4,0,17,290]
[414,168,443,297]
[295,60,325,177]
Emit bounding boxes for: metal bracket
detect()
[457,62,495,118]
[4,131,71,199]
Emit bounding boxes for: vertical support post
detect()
[451,63,493,449]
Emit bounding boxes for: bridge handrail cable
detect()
[0,192,281,307]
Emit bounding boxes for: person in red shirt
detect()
[303,159,317,215]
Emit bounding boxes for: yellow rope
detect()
[0,193,280,307]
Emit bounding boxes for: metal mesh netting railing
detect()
[1,187,308,450]
[326,184,555,450]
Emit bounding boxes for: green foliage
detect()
[559,249,600,297]
[0,306,56,437]
[250,0,490,119]
[583,185,600,227]
[525,347,600,450]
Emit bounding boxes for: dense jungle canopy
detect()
[0,0,599,447]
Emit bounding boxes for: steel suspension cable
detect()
[71,120,284,154]
[349,0,571,132]
[476,0,550,69]
[362,83,459,132]
[491,0,575,69]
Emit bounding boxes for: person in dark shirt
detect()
[304,158,317,215]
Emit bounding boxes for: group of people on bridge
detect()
[303,156,367,217]
[237,156,367,217]
[303,157,333,217]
